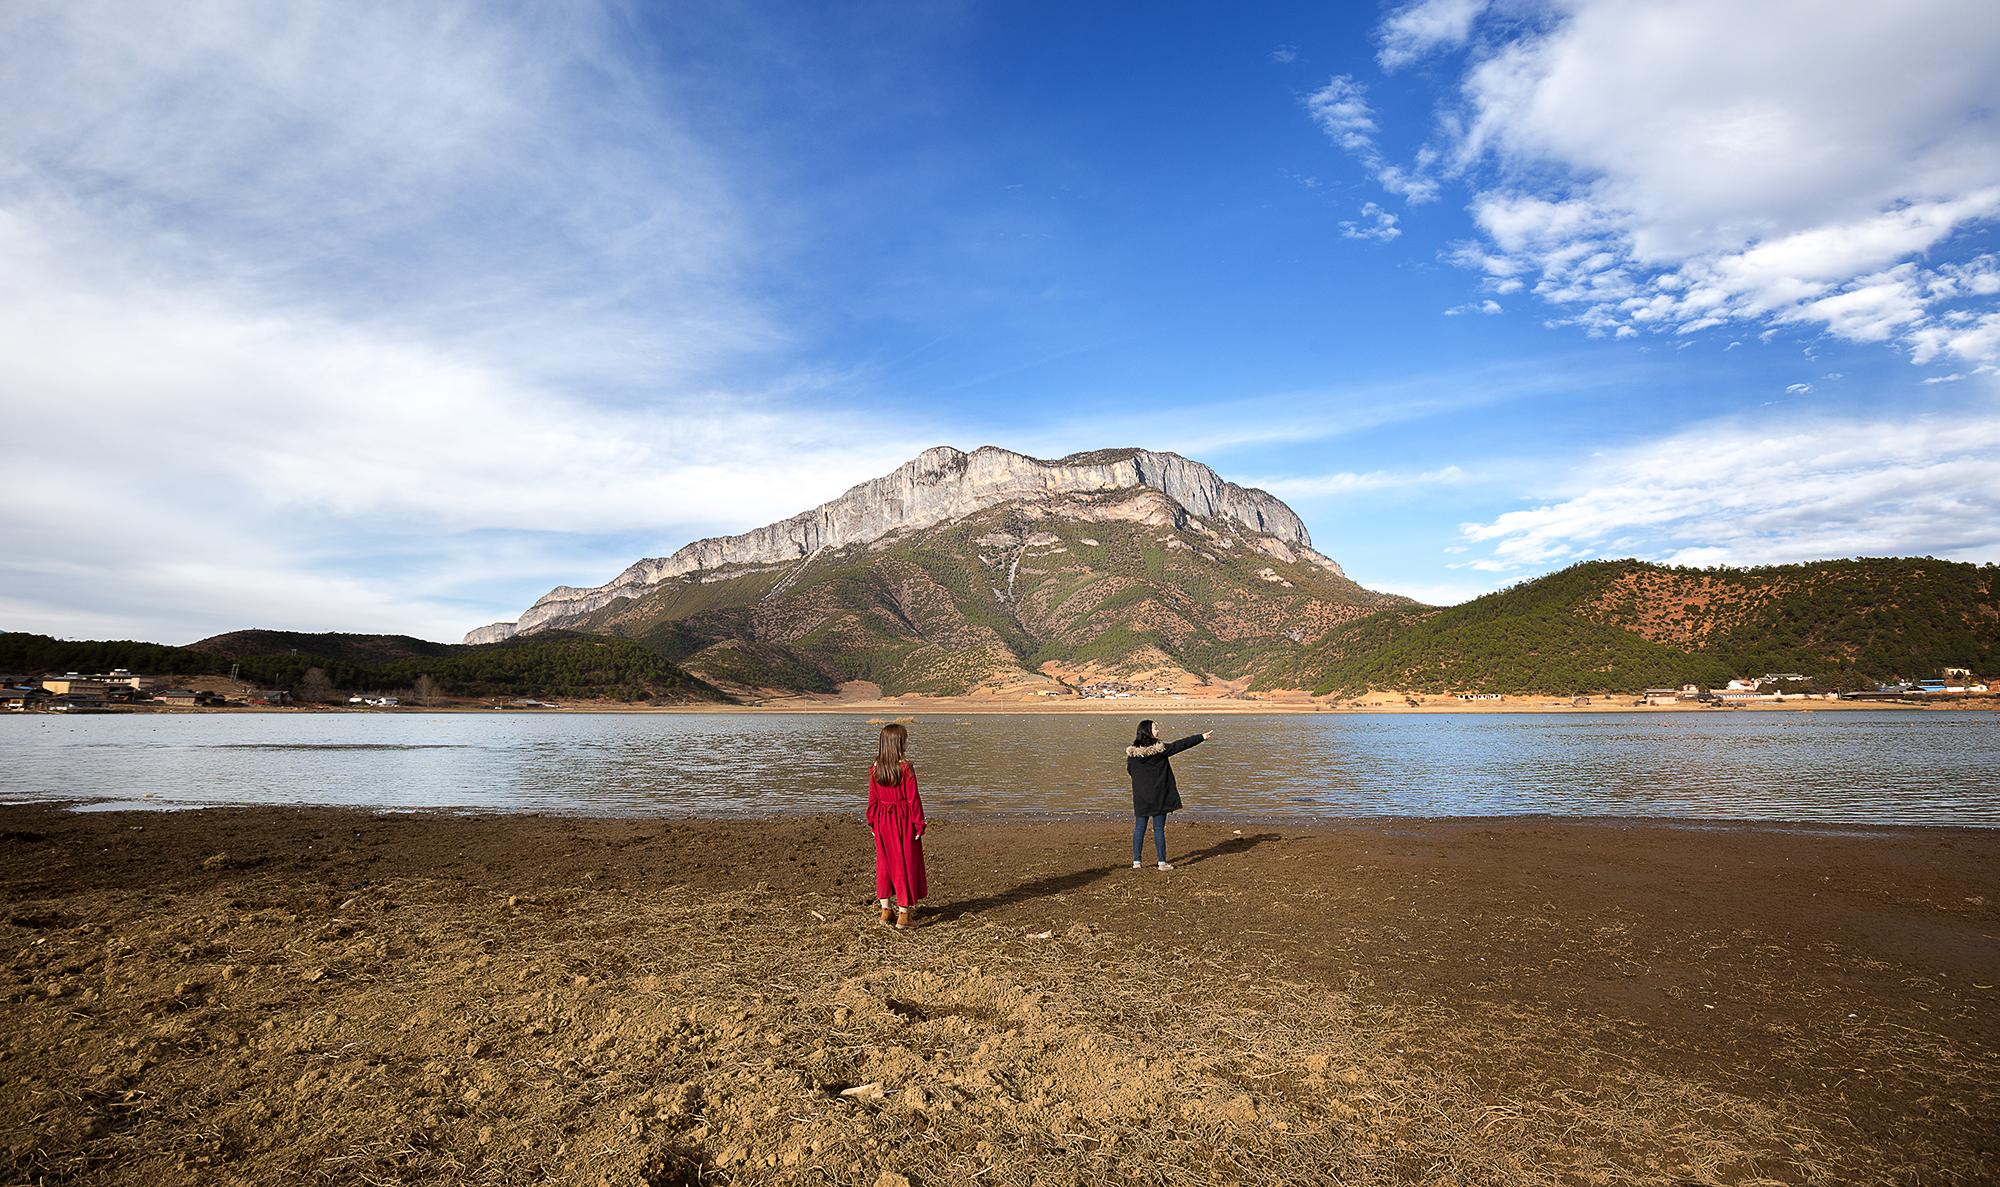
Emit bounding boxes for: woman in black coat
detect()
[1126,719,1211,870]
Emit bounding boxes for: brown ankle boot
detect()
[895,906,913,929]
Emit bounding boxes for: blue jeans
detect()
[1133,814,1167,863]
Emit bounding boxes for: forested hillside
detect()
[1262,558,1999,697]
[0,632,719,703]
[184,630,465,666]
[1570,557,1998,680]
[11,557,1991,703]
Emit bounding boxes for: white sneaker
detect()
[1157,861,1174,871]
[1131,860,1142,869]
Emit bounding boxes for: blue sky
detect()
[5,0,1998,644]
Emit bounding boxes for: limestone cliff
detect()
[465,446,1340,643]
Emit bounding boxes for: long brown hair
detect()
[872,723,910,786]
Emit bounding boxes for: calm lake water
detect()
[3,710,1997,826]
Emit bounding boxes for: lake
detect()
[3,710,1997,826]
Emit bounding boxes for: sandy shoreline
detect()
[4,805,1996,1185]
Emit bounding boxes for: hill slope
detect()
[463,446,1412,697]
[1262,558,2000,696]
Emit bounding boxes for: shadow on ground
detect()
[929,831,1280,922]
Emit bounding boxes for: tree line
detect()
[10,555,1989,703]
[0,632,719,703]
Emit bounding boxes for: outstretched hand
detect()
[1202,730,1213,740]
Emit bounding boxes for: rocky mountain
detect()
[467,446,1330,645]
[467,446,1411,696]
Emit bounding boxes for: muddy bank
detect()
[3,806,1996,1185]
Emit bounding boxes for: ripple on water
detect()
[3,710,1995,826]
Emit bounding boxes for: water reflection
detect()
[2,710,1996,826]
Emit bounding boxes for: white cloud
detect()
[1355,0,2000,362]
[1258,466,1467,498]
[1271,46,1298,64]
[1304,77,1440,203]
[0,2,759,373]
[1099,352,1644,463]
[1340,202,1402,241]
[0,1,917,642]
[1363,579,1493,607]
[0,228,884,530]
[0,229,909,639]
[1457,410,2000,572]
[1910,313,2000,366]
[1378,0,1491,70]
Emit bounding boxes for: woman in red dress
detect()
[866,723,927,928]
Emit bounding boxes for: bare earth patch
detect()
[2,807,1995,1185]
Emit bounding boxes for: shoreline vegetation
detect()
[13,687,1997,715]
[3,806,1995,1185]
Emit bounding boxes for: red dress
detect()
[867,762,927,907]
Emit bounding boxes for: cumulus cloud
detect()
[1340,202,1402,241]
[1456,411,2000,572]
[1345,0,2000,363]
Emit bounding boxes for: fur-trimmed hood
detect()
[1125,741,1169,758]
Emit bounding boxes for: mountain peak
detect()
[466,445,1330,643]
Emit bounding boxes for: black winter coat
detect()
[1126,734,1205,816]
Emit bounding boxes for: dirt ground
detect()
[2,805,1996,1186]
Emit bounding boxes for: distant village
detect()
[1614,670,1988,706]
[0,669,252,712]
[1057,680,1189,701]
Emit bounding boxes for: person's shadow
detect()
[926,830,1280,924]
[1172,830,1281,865]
